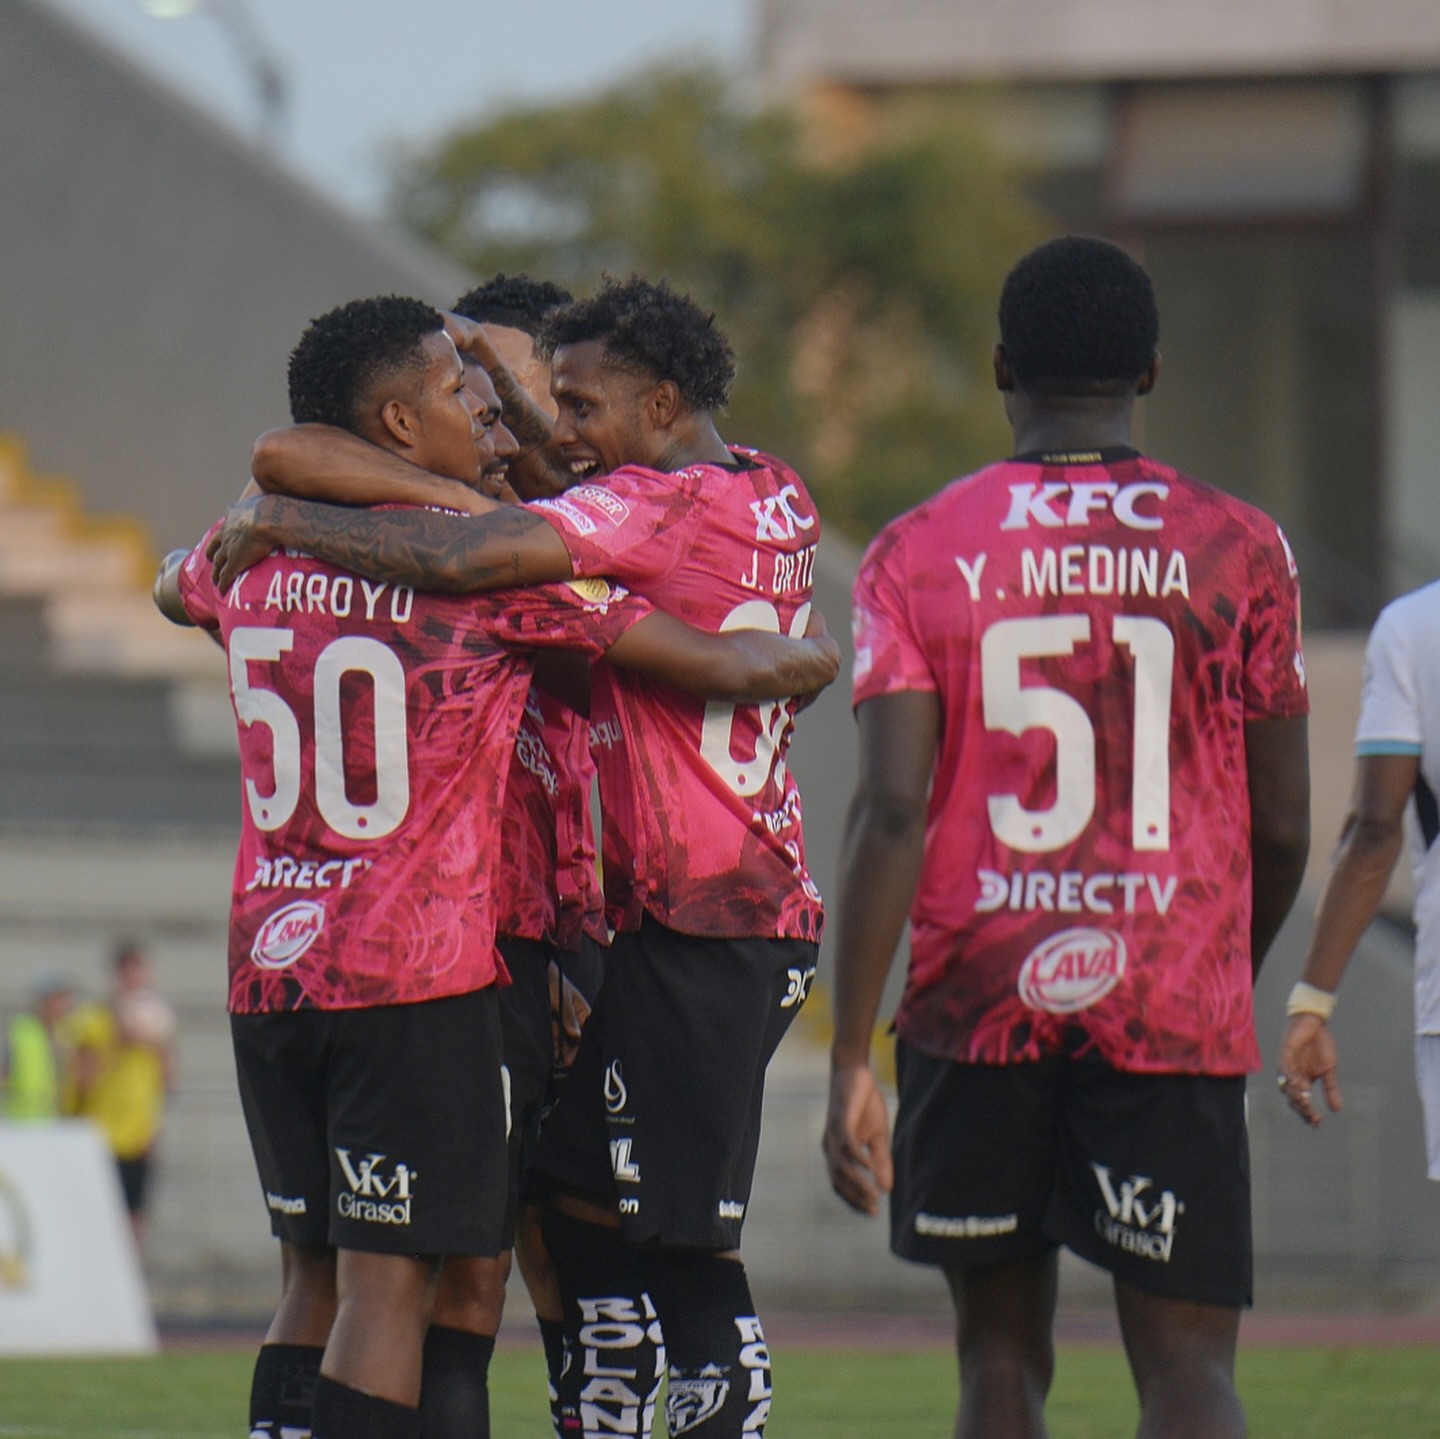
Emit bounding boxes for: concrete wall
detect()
[760,0,1440,89]
[0,0,470,556]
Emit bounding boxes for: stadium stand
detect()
[1,0,1436,1324]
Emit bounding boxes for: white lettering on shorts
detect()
[334,1148,417,1227]
[1091,1163,1185,1264]
[913,1211,1019,1239]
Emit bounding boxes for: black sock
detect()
[639,1251,771,1439]
[249,1343,324,1439]
[418,1325,495,1439]
[310,1375,421,1439]
[541,1207,663,1439]
[536,1316,569,1439]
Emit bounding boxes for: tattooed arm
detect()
[209,492,574,592]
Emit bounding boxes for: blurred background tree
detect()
[390,68,1040,539]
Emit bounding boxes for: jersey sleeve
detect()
[526,468,697,590]
[175,521,225,632]
[494,578,653,659]
[851,524,938,706]
[1241,521,1309,721]
[1355,603,1423,752]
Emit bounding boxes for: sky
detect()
[42,0,754,217]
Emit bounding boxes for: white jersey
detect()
[1355,579,1440,1034]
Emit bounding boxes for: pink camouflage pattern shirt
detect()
[180,525,649,1013]
[852,452,1308,1075]
[493,685,602,952]
[530,452,825,941]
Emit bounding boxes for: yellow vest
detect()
[3,1014,61,1121]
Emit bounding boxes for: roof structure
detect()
[0,0,470,553]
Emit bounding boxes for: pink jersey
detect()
[852,452,1308,1075]
[179,526,648,1014]
[494,686,601,952]
[530,452,824,941]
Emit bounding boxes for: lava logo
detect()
[252,900,326,969]
[1017,927,1125,1013]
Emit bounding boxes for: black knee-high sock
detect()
[418,1325,495,1439]
[536,1315,569,1439]
[249,1342,324,1439]
[639,1251,771,1439]
[541,1207,664,1439]
[310,1375,421,1439]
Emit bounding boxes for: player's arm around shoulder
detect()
[602,607,841,703]
[823,689,941,1216]
[209,491,573,594]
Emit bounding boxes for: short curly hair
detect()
[540,276,735,413]
[999,236,1158,394]
[288,295,444,430]
[452,273,574,336]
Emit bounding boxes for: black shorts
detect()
[531,916,816,1249]
[231,988,508,1257]
[890,1042,1252,1307]
[498,935,559,1246]
[115,1153,153,1215]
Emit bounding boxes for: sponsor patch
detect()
[533,496,597,536]
[566,484,632,526]
[1017,926,1125,1013]
[251,900,326,969]
[566,576,618,606]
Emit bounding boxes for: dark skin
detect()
[214,339,737,594]
[1278,751,1414,1124]
[823,343,1310,1439]
[159,332,838,1403]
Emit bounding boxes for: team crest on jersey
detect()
[1017,927,1125,1013]
[666,1367,732,1435]
[251,900,326,969]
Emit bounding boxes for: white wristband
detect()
[1286,981,1337,1020]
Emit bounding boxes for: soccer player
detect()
[158,294,838,1439]
[447,273,623,1435]
[212,277,825,1439]
[1277,580,1440,1183]
[822,236,1311,1439]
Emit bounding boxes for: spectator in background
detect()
[2,972,75,1121]
[69,941,176,1250]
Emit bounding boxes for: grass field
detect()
[0,1342,1437,1438]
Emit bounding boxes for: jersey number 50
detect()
[981,613,1173,854]
[229,627,409,841]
